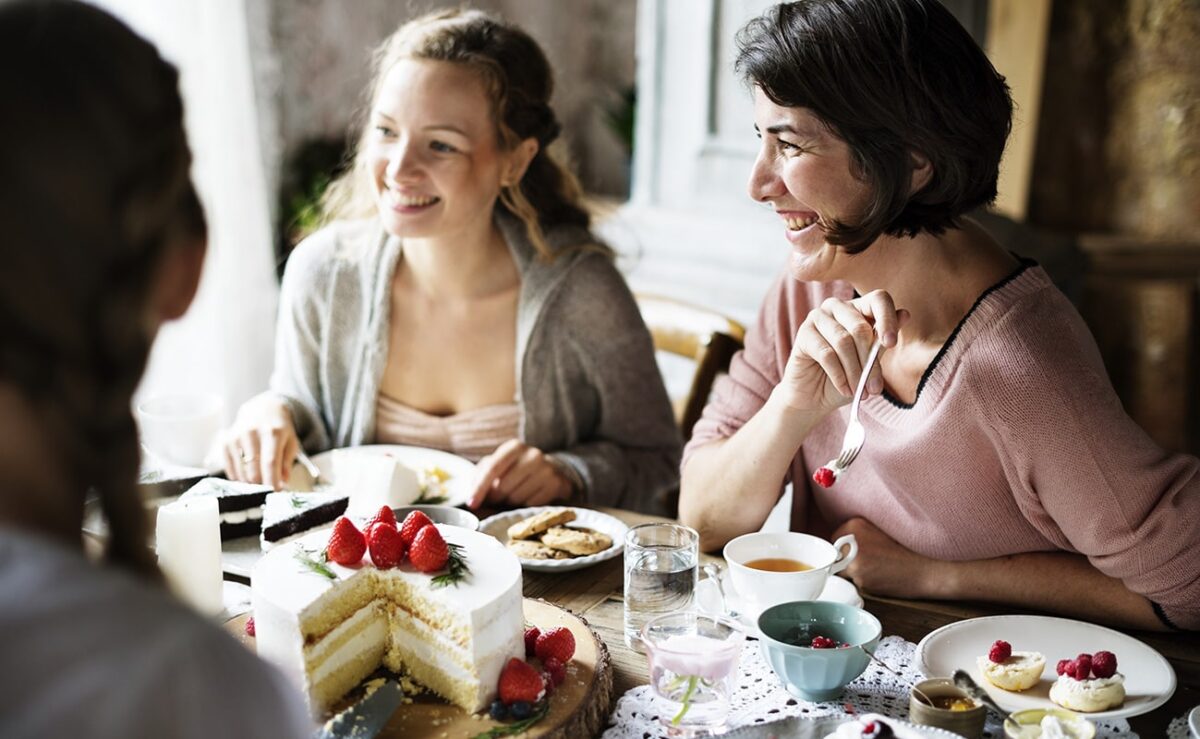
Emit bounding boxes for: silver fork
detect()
[295,450,322,485]
[824,335,883,474]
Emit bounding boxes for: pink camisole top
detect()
[373,392,521,462]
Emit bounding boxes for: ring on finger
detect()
[239,449,258,463]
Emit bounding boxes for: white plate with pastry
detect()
[288,444,476,509]
[917,614,1175,720]
[479,506,628,572]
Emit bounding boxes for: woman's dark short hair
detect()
[736,0,1013,252]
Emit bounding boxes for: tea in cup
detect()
[723,531,857,617]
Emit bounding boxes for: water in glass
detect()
[623,523,698,650]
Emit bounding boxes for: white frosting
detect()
[1048,673,1125,712]
[334,450,421,517]
[251,524,523,713]
[825,713,928,738]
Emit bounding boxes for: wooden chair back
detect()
[636,294,746,443]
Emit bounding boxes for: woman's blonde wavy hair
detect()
[321,8,607,260]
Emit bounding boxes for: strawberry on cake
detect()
[251,509,524,715]
[1049,651,1125,712]
[977,639,1045,691]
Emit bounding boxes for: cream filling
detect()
[389,627,476,683]
[221,508,263,525]
[309,616,389,689]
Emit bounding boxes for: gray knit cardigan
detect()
[266,212,682,515]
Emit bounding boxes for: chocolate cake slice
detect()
[179,478,271,540]
[260,491,349,550]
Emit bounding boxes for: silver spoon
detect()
[703,562,740,620]
[858,645,936,707]
[953,669,1010,720]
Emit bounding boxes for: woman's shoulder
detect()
[955,265,1108,395]
[283,219,384,289]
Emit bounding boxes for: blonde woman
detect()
[225,10,680,514]
[0,2,311,736]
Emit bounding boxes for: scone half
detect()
[976,651,1046,691]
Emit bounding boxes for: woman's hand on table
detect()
[777,291,908,414]
[221,396,300,490]
[832,517,946,599]
[468,439,572,510]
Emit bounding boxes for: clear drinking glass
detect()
[624,523,699,650]
[642,612,744,736]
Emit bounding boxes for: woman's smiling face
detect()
[747,87,873,282]
[367,59,514,240]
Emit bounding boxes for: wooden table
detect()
[526,508,1199,737]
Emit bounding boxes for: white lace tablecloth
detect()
[603,636,1148,738]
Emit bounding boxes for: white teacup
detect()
[723,532,857,617]
[136,393,224,468]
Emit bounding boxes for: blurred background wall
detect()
[243,0,638,245]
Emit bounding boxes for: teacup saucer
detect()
[695,573,864,638]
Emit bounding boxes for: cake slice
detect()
[252,524,525,715]
[260,491,349,551]
[334,450,421,517]
[179,478,271,540]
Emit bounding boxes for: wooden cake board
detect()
[226,598,614,738]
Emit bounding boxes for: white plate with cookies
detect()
[917,614,1176,720]
[479,506,629,572]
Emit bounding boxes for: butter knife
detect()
[314,679,404,739]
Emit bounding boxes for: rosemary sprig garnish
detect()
[294,546,337,580]
[471,700,549,738]
[430,542,469,588]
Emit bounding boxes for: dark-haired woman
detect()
[0,2,311,736]
[680,0,1199,631]
[224,9,679,514]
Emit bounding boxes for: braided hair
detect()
[322,8,605,260]
[0,1,206,578]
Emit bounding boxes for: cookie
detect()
[540,526,613,556]
[506,508,576,541]
[507,539,571,560]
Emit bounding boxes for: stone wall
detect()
[1030,0,1199,238]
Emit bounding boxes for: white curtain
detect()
[90,0,278,426]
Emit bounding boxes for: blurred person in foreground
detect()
[0,2,312,736]
[680,0,1199,631]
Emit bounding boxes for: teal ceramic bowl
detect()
[757,600,882,701]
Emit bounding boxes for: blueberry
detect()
[488,700,508,721]
[510,701,533,719]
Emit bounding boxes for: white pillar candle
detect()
[156,496,224,615]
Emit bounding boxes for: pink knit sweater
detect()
[687,262,1200,629]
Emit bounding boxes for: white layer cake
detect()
[334,450,422,517]
[251,524,523,715]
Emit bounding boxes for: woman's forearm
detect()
[680,388,826,551]
[929,551,1164,631]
